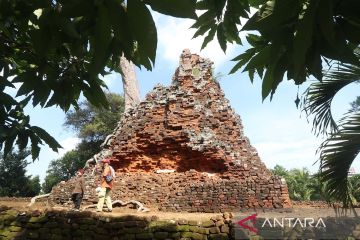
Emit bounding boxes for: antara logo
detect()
[236,214,258,233]
[261,218,326,228]
[236,214,326,234]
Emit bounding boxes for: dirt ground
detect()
[1,198,359,220]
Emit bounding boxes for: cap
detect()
[101,158,110,163]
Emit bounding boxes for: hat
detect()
[101,158,110,163]
[77,169,84,174]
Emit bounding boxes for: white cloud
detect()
[103,72,121,89]
[26,137,80,182]
[239,105,324,173]
[253,139,321,172]
[155,15,237,68]
[57,137,81,157]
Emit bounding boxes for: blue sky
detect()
[23,13,360,182]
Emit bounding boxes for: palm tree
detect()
[303,51,360,207]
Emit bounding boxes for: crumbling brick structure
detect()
[51,50,291,212]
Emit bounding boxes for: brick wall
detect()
[50,49,291,211]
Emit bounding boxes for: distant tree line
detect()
[42,93,124,193]
[272,165,360,204]
[0,93,124,196]
[0,150,40,197]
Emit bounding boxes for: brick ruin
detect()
[50,49,292,212]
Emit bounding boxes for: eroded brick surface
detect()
[50,50,292,211]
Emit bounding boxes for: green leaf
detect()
[201,27,216,50]
[214,0,226,20]
[144,0,197,19]
[191,10,215,29]
[229,49,256,74]
[29,28,51,56]
[262,47,286,100]
[340,18,360,44]
[319,112,360,207]
[243,45,271,71]
[29,134,41,160]
[106,0,133,56]
[196,0,212,10]
[0,92,17,106]
[217,22,227,52]
[249,68,255,83]
[318,0,337,47]
[59,0,94,18]
[128,0,157,67]
[31,126,62,152]
[89,4,112,78]
[306,48,323,81]
[193,20,215,39]
[3,133,16,158]
[292,0,318,82]
[57,18,80,39]
[249,0,266,7]
[16,131,29,150]
[246,34,264,47]
[223,13,241,44]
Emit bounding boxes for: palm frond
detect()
[319,112,360,207]
[302,60,360,136]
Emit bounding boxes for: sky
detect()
[23,12,360,182]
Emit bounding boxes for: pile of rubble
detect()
[51,49,291,212]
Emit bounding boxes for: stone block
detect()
[201,221,215,228]
[209,227,221,234]
[136,232,153,239]
[208,233,229,240]
[153,231,168,239]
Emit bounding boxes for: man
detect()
[71,169,85,211]
[96,158,115,212]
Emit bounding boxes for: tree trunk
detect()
[119,55,141,110]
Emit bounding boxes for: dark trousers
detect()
[72,193,83,209]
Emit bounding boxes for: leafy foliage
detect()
[350,96,360,112]
[42,149,89,193]
[0,149,41,197]
[193,0,360,100]
[303,52,360,207]
[43,92,124,193]
[64,93,124,142]
[272,165,326,201]
[318,113,360,207]
[0,0,196,159]
[272,165,360,204]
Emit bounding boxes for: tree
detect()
[272,165,288,177]
[193,0,360,100]
[303,52,360,206]
[42,150,87,193]
[272,165,314,200]
[0,149,41,197]
[192,0,360,206]
[64,92,125,143]
[25,176,42,197]
[0,0,197,159]
[350,96,360,112]
[271,165,330,201]
[43,92,125,193]
[119,56,141,111]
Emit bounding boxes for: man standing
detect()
[96,158,114,212]
[71,169,85,211]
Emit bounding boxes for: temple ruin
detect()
[51,50,292,212]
